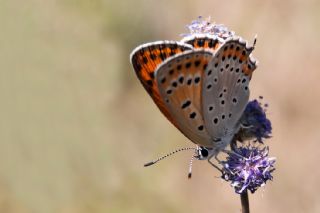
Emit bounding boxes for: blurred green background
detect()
[1,0,320,212]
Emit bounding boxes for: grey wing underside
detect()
[202,37,257,140]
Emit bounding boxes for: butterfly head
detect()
[195,146,216,160]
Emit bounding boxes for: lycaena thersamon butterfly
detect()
[130,17,257,178]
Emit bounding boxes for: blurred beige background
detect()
[1,0,320,212]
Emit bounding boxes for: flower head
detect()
[237,99,272,143]
[221,145,276,194]
[182,16,235,39]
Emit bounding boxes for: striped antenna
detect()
[188,153,196,179]
[253,34,258,48]
[144,147,196,167]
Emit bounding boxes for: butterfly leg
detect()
[207,154,222,172]
[214,155,222,163]
[253,34,258,48]
[221,149,244,159]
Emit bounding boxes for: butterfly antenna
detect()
[187,152,196,179]
[144,147,196,167]
[253,34,258,48]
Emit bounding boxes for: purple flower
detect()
[221,145,276,194]
[237,99,272,143]
[181,16,235,39]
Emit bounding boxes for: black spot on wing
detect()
[181,100,191,109]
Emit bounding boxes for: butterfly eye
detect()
[200,148,209,157]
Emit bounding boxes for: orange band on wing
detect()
[182,36,222,51]
[221,46,256,78]
[131,42,192,123]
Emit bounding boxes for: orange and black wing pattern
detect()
[182,35,257,78]
[181,35,223,51]
[130,41,193,123]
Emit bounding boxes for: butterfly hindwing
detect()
[156,50,214,147]
[202,37,257,141]
[130,41,193,124]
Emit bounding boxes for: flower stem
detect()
[230,139,250,212]
[240,190,250,213]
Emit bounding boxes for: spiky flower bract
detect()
[182,16,235,39]
[221,145,276,194]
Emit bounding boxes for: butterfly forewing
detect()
[130,41,193,124]
[202,38,257,141]
[156,50,214,147]
[181,35,223,51]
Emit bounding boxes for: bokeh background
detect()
[1,0,320,212]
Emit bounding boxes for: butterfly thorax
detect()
[195,135,234,161]
[206,122,240,153]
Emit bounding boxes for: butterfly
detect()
[130,34,257,172]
